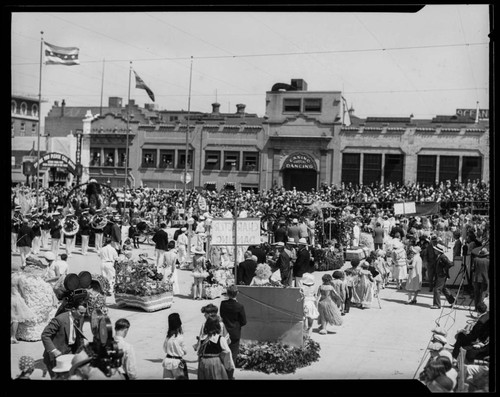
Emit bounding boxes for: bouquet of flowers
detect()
[115,259,172,296]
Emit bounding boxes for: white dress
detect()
[162,250,180,295]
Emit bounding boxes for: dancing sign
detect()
[210,218,260,246]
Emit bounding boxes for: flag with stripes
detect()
[44,42,80,65]
[134,70,155,102]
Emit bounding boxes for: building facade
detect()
[13,79,489,190]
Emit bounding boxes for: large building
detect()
[12,79,489,190]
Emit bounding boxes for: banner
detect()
[238,286,304,347]
[210,218,260,246]
[393,202,440,216]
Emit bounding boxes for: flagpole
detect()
[36,32,44,207]
[123,62,132,219]
[99,58,105,116]
[183,56,193,221]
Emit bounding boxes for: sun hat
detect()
[428,342,444,352]
[275,241,285,247]
[297,238,308,245]
[181,227,187,232]
[18,355,35,372]
[431,327,448,337]
[477,247,489,257]
[44,251,56,261]
[411,245,422,254]
[432,334,449,346]
[69,350,92,376]
[286,238,296,245]
[438,350,453,363]
[302,273,315,286]
[52,354,75,373]
[434,244,446,254]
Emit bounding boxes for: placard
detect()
[210,218,261,246]
[393,202,416,215]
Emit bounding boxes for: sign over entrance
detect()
[282,152,317,170]
[32,152,78,175]
[210,218,261,246]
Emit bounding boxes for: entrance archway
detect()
[281,152,318,191]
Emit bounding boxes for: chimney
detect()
[212,102,220,115]
[108,97,123,108]
[236,104,246,115]
[291,79,308,91]
[54,101,59,107]
[348,105,355,117]
[61,99,66,117]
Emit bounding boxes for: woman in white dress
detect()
[391,239,408,289]
[405,245,423,304]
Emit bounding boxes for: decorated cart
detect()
[114,258,173,312]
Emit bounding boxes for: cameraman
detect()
[41,298,87,379]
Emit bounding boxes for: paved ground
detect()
[10,242,473,382]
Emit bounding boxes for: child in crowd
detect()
[15,355,35,380]
[374,249,390,289]
[343,268,354,315]
[191,249,208,300]
[193,304,230,351]
[162,313,188,379]
[300,273,319,336]
[331,270,346,315]
[316,274,343,334]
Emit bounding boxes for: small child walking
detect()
[343,268,354,315]
[300,273,319,336]
[191,249,208,300]
[331,270,346,315]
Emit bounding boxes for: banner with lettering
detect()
[210,218,261,246]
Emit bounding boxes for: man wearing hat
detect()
[176,227,188,267]
[110,215,122,252]
[274,241,293,286]
[50,211,63,256]
[100,237,119,293]
[274,221,288,244]
[41,298,88,379]
[31,214,42,255]
[152,222,169,269]
[293,238,311,287]
[64,214,77,258]
[237,250,258,286]
[422,235,439,291]
[430,243,456,309]
[40,210,52,249]
[79,210,91,255]
[471,246,489,311]
[92,209,105,254]
[17,217,35,268]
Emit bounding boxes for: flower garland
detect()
[236,337,321,374]
[115,260,172,296]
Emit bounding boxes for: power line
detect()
[12,42,488,66]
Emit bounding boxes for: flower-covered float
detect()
[114,255,173,312]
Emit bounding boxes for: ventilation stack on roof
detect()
[61,99,65,117]
[291,79,308,91]
[212,102,220,115]
[109,97,123,108]
[236,104,246,115]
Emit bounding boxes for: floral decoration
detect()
[114,259,172,296]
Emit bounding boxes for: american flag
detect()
[134,70,155,102]
[44,42,79,66]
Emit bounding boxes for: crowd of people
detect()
[11,180,491,387]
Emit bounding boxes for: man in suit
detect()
[247,242,266,264]
[373,222,385,250]
[275,242,292,286]
[422,235,439,291]
[287,218,301,243]
[236,250,257,285]
[293,238,311,287]
[152,222,169,269]
[17,217,35,268]
[50,211,63,256]
[41,298,87,379]
[219,285,247,380]
[430,244,455,309]
[274,221,288,244]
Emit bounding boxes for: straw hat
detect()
[302,273,315,286]
[274,241,285,247]
[297,238,308,246]
[286,238,296,246]
[411,245,422,254]
[434,243,446,254]
[44,251,56,261]
[52,354,75,373]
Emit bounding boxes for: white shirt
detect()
[115,335,137,380]
[100,244,118,263]
[51,260,68,277]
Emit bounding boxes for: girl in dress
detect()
[331,270,346,314]
[194,305,230,352]
[249,263,273,286]
[353,260,375,309]
[405,245,423,304]
[191,247,208,300]
[300,273,319,336]
[197,316,234,380]
[316,274,343,334]
[162,313,188,379]
[391,239,408,289]
[374,249,390,289]
[11,272,36,344]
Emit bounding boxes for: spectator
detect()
[17,217,35,268]
[430,243,456,309]
[114,318,137,380]
[237,250,258,286]
[162,313,188,379]
[293,238,311,287]
[152,222,169,269]
[471,246,489,312]
[99,237,119,294]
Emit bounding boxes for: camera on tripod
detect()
[53,271,93,316]
[88,308,124,377]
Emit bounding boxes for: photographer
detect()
[41,298,88,379]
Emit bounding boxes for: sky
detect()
[11,5,490,120]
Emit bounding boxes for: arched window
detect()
[20,102,27,116]
[11,100,17,114]
[32,104,39,117]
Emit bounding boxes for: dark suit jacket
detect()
[41,311,85,367]
[472,256,489,284]
[111,223,121,243]
[237,259,257,285]
[248,245,266,264]
[17,224,35,247]
[152,229,169,250]
[435,252,453,278]
[220,299,247,341]
[373,227,385,244]
[276,250,292,284]
[274,227,288,243]
[293,247,311,278]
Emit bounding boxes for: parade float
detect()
[114,257,173,312]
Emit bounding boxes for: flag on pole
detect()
[134,70,155,102]
[475,101,479,123]
[342,96,352,127]
[44,42,80,65]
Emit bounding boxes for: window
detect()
[142,150,157,168]
[11,100,17,114]
[304,98,322,112]
[177,150,193,169]
[384,154,404,185]
[90,150,101,166]
[20,102,27,116]
[439,156,459,183]
[417,155,437,185]
[169,116,178,122]
[363,154,382,185]
[205,151,221,170]
[104,150,115,167]
[283,98,301,112]
[462,156,482,182]
[118,150,127,167]
[31,123,37,135]
[341,153,360,185]
[243,152,259,171]
[32,104,39,117]
[11,121,14,137]
[223,151,240,171]
[20,123,26,136]
[159,150,175,168]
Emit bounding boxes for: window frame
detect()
[384,154,404,185]
[159,149,175,169]
[283,98,301,113]
[363,153,382,185]
[204,150,221,170]
[341,153,361,185]
[223,151,240,171]
[176,149,193,170]
[416,155,437,185]
[242,152,259,171]
[303,98,322,113]
[142,149,157,168]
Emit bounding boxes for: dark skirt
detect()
[197,356,228,380]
